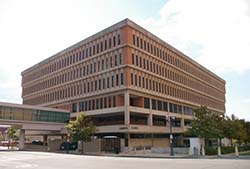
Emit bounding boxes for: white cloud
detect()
[139,0,250,73]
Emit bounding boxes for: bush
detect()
[204,147,217,155]
[239,146,250,152]
[221,146,234,154]
[205,146,250,155]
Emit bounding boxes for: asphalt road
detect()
[0,151,249,169]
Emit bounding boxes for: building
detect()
[0,102,70,149]
[21,19,226,150]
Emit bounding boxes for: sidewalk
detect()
[55,150,250,159]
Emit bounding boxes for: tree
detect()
[186,106,223,139]
[186,106,224,155]
[7,126,16,149]
[66,112,96,154]
[223,115,246,145]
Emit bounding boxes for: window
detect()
[72,103,77,112]
[173,104,177,113]
[113,96,116,107]
[169,103,173,112]
[132,54,134,65]
[131,73,133,85]
[115,55,117,66]
[107,77,110,88]
[119,54,122,65]
[79,102,84,112]
[100,98,103,109]
[121,73,124,85]
[136,55,138,66]
[109,38,112,48]
[133,34,135,45]
[113,36,116,47]
[152,99,156,110]
[105,40,107,50]
[103,78,106,89]
[101,42,103,52]
[118,34,120,45]
[144,98,150,109]
[163,102,168,111]
[157,100,162,111]
[96,99,99,109]
[116,74,119,86]
[104,97,107,108]
[111,75,114,87]
[110,57,113,68]
[108,97,112,108]
[135,75,137,86]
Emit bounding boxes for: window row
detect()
[131,52,224,100]
[132,32,225,90]
[23,31,121,83]
[72,95,117,112]
[130,72,224,111]
[23,52,123,96]
[144,97,193,115]
[23,72,124,105]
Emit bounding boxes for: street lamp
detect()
[166,116,175,156]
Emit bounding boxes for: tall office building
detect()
[21,19,225,148]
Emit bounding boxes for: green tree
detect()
[7,126,16,149]
[186,106,223,139]
[223,115,246,145]
[186,106,224,155]
[66,112,96,154]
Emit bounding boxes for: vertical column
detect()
[43,135,48,147]
[124,91,130,125]
[148,114,153,126]
[148,98,153,125]
[19,129,25,150]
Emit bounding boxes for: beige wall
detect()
[129,138,170,148]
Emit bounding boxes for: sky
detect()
[0,0,249,120]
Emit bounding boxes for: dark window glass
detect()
[131,73,133,85]
[132,53,134,65]
[104,97,107,108]
[107,77,110,88]
[133,34,135,45]
[169,103,173,112]
[109,38,111,48]
[121,73,124,85]
[174,104,177,113]
[115,55,117,66]
[152,99,156,110]
[118,34,121,45]
[163,102,168,111]
[72,103,77,112]
[116,74,119,86]
[113,96,116,107]
[144,98,150,109]
[157,100,162,111]
[113,36,116,47]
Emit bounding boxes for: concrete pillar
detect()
[19,129,25,150]
[148,114,153,126]
[124,91,130,125]
[181,118,185,128]
[43,135,48,146]
[235,145,239,157]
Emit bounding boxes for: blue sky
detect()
[0,0,249,120]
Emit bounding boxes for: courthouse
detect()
[21,19,226,149]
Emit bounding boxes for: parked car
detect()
[60,142,78,150]
[32,140,43,145]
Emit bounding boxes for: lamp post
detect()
[166,116,175,156]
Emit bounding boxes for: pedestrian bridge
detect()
[0,102,70,149]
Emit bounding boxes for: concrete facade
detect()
[21,19,226,149]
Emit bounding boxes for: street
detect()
[0,151,249,169]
